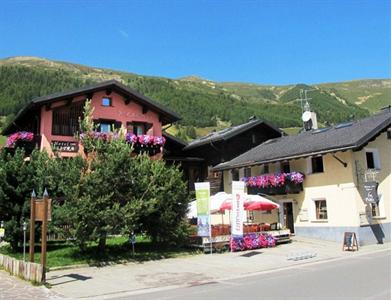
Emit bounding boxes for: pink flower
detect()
[6,131,34,148]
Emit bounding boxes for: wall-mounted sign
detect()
[51,141,79,152]
[299,208,309,222]
[363,181,379,204]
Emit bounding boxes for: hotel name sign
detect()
[51,141,79,153]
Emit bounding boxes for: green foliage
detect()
[0,236,199,268]
[0,149,83,250]
[2,57,387,134]
[0,136,5,147]
[54,103,191,251]
[0,65,95,115]
[61,136,190,251]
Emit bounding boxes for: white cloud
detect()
[118,29,129,39]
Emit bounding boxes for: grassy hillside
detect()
[0,56,389,139]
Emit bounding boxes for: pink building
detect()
[2,80,181,157]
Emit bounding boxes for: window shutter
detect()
[306,157,313,174]
[309,200,316,221]
[114,121,122,129]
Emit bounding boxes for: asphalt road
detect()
[120,250,391,300]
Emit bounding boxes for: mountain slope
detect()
[1,56,389,131]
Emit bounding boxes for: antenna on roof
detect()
[298,89,317,131]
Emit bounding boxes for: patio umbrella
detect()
[219,193,279,211]
[186,192,231,218]
[245,194,280,211]
[210,192,231,214]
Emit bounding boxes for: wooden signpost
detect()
[342,232,358,251]
[29,189,52,282]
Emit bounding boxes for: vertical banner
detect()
[195,182,211,237]
[231,181,245,237]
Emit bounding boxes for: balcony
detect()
[242,172,304,195]
[80,132,166,156]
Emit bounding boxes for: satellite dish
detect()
[302,111,312,122]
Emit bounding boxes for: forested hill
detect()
[1,56,390,132]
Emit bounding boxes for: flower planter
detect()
[285,182,303,194]
[244,172,305,195]
[230,233,276,252]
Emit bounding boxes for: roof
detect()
[2,80,181,134]
[162,131,188,147]
[213,109,391,171]
[183,118,283,151]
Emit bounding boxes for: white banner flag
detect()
[231,181,245,237]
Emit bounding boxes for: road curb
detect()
[78,248,391,299]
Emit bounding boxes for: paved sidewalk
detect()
[0,269,65,300]
[45,237,390,299]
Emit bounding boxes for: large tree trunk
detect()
[98,235,107,252]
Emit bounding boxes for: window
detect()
[100,123,112,133]
[52,102,84,136]
[262,164,269,174]
[96,119,121,133]
[371,194,385,218]
[371,203,380,217]
[365,149,380,170]
[314,199,328,220]
[102,97,112,107]
[231,169,239,181]
[310,156,324,173]
[127,122,152,135]
[281,162,290,173]
[244,168,251,177]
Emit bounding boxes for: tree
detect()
[59,100,191,251]
[0,149,82,250]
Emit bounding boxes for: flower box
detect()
[5,132,40,155]
[243,172,305,195]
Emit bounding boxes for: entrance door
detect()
[283,202,295,234]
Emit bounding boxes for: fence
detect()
[0,254,43,283]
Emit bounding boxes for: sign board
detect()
[129,233,136,245]
[363,181,379,204]
[34,199,52,222]
[299,208,309,221]
[195,182,211,237]
[51,141,79,153]
[342,232,358,251]
[231,181,245,237]
[0,228,5,238]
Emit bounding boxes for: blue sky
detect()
[0,0,390,84]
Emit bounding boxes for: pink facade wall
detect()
[39,90,163,157]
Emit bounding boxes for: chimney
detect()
[310,112,318,129]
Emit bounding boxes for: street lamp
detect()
[22,221,27,261]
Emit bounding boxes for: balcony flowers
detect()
[80,131,120,142]
[6,131,34,148]
[287,172,305,184]
[242,172,304,189]
[79,131,166,156]
[125,133,166,147]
